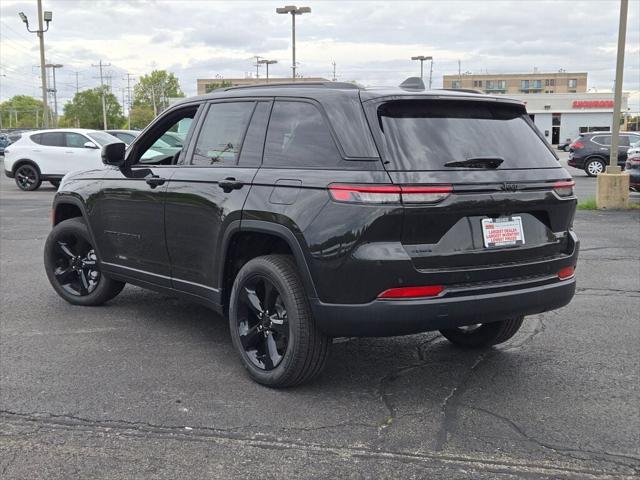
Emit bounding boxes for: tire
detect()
[14,163,42,191]
[44,217,125,306]
[229,255,330,387]
[439,317,525,348]
[49,180,60,189]
[584,158,605,177]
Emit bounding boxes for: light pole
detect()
[19,2,52,128]
[258,59,277,82]
[411,55,433,89]
[276,5,311,81]
[45,63,62,127]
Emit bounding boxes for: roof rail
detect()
[224,81,361,91]
[438,88,485,94]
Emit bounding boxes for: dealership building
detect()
[508,92,628,144]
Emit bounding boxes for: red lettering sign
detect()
[572,100,614,109]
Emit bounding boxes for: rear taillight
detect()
[553,180,575,197]
[558,266,575,280]
[378,285,445,299]
[328,184,452,204]
[571,141,584,149]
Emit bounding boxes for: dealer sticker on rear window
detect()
[481,216,525,248]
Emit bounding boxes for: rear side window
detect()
[35,132,65,147]
[263,101,341,168]
[375,100,559,170]
[238,101,271,166]
[192,102,255,166]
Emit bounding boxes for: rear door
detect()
[163,99,270,303]
[32,132,68,174]
[365,97,575,275]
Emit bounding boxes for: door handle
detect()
[145,175,166,188]
[218,177,243,192]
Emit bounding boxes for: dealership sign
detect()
[572,100,614,109]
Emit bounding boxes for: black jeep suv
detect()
[44,82,579,387]
[567,131,640,176]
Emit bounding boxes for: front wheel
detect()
[439,317,525,348]
[14,164,42,191]
[229,255,330,387]
[585,158,605,177]
[44,218,125,306]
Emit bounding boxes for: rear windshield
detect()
[376,100,559,170]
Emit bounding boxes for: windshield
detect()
[87,131,121,146]
[376,100,559,170]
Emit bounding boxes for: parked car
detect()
[44,82,579,387]
[0,134,10,155]
[3,129,120,190]
[567,131,640,176]
[557,138,572,152]
[625,141,640,191]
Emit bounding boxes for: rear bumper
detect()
[312,277,576,337]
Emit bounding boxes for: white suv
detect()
[3,129,119,191]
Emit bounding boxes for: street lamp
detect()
[276,5,311,81]
[258,59,278,82]
[411,55,433,89]
[19,1,52,128]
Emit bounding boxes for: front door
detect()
[93,105,202,287]
[164,100,271,304]
[552,126,560,145]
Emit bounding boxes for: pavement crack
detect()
[461,404,640,471]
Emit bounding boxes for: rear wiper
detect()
[444,157,504,169]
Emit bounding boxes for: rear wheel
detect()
[229,255,330,387]
[14,163,41,191]
[585,158,605,177]
[44,218,125,306]
[439,317,525,348]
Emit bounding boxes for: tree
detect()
[0,95,45,129]
[133,70,184,115]
[205,80,232,93]
[129,105,155,130]
[61,87,124,129]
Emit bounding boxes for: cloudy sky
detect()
[1,0,639,111]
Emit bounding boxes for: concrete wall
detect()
[559,112,612,141]
[532,112,553,141]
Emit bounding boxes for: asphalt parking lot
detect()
[1,162,639,479]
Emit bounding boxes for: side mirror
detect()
[84,141,99,149]
[101,142,126,167]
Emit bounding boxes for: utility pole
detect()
[45,63,63,127]
[411,55,433,88]
[258,59,277,83]
[92,60,111,129]
[596,0,629,209]
[332,61,337,81]
[124,73,134,129]
[252,56,262,79]
[276,5,311,81]
[19,3,53,128]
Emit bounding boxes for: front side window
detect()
[619,136,630,147]
[263,101,341,168]
[133,108,198,166]
[592,136,611,146]
[65,133,90,148]
[191,102,254,166]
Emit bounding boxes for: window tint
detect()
[38,132,65,147]
[263,101,341,168]
[192,102,254,166]
[592,136,611,146]
[65,133,89,148]
[376,100,560,170]
[136,109,197,166]
[30,133,42,144]
[114,132,136,144]
[619,136,630,147]
[238,102,271,166]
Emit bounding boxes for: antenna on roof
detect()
[399,77,425,91]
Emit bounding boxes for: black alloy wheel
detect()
[44,218,125,306]
[53,237,101,296]
[236,275,290,371]
[14,164,41,191]
[229,255,330,387]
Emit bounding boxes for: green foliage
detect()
[133,70,184,113]
[61,87,124,129]
[577,198,597,210]
[129,105,155,130]
[0,95,45,128]
[205,80,232,93]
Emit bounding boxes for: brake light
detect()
[328,184,452,204]
[558,266,575,280]
[553,180,575,197]
[571,141,584,149]
[378,285,445,299]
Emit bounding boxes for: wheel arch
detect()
[219,220,318,312]
[12,158,41,174]
[52,195,103,260]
